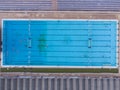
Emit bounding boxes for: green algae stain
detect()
[38,35,47,52]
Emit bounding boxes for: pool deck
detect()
[0,11,120,75]
[0,72,120,78]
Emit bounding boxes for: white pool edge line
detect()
[1,19,118,68]
[0,65,118,68]
[116,20,119,68]
[2,19,118,22]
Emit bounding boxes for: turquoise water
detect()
[2,20,117,67]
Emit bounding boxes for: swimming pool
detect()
[2,19,118,68]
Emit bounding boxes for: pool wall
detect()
[1,19,119,68]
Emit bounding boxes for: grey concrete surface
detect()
[0,0,120,11]
[0,76,120,90]
[0,0,53,11]
[58,0,120,11]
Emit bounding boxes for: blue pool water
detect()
[2,20,118,67]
